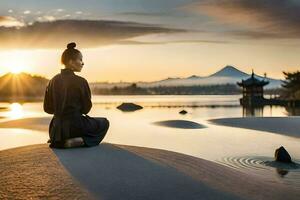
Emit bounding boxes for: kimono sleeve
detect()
[80,79,92,114]
[43,81,54,114]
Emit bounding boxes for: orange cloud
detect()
[0,16,24,27]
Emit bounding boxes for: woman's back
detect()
[44,68,91,117]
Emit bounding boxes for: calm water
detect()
[1,95,300,188]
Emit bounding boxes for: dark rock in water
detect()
[275,146,292,163]
[179,110,188,115]
[117,103,143,112]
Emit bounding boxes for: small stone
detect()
[117,103,143,112]
[179,110,188,115]
[275,146,292,163]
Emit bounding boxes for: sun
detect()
[2,50,32,74]
[10,67,23,74]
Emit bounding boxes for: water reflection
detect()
[8,103,24,119]
[276,168,289,177]
[285,107,300,116]
[242,106,264,117]
[242,105,300,117]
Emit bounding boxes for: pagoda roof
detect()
[237,73,269,87]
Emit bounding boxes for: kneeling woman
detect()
[44,42,109,148]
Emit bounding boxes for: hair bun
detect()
[67,42,76,49]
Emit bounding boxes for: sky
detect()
[0,0,299,82]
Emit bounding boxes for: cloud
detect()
[0,16,24,27]
[23,10,31,15]
[37,16,56,22]
[187,0,300,39]
[0,19,185,49]
[119,12,171,17]
[116,39,229,45]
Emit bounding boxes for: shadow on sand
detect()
[52,143,235,200]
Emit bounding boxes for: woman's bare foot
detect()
[64,137,85,148]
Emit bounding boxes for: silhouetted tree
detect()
[281,71,300,100]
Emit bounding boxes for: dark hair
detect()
[61,42,81,65]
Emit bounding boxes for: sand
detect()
[0,144,91,199]
[1,143,300,200]
[210,117,300,138]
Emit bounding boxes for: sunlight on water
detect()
[8,103,24,119]
[0,128,48,151]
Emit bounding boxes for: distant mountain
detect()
[90,65,282,90]
[209,65,248,78]
[137,65,282,89]
[187,75,202,79]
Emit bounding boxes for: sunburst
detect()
[2,50,32,74]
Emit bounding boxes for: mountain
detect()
[137,65,282,89]
[209,65,248,78]
[90,65,282,89]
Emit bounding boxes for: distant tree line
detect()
[92,83,242,95]
[0,73,48,101]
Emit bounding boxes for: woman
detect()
[44,42,109,148]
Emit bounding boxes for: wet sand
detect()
[1,143,300,200]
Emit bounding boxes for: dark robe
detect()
[43,68,109,148]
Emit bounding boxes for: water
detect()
[0,95,300,188]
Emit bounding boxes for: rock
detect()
[179,110,188,115]
[117,103,143,112]
[275,146,292,163]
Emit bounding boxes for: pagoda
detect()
[237,71,269,106]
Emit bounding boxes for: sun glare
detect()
[2,50,32,74]
[8,103,24,119]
